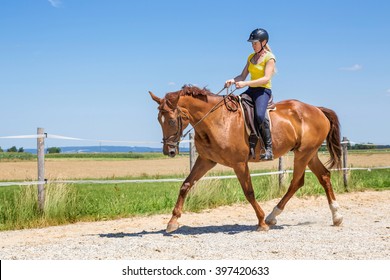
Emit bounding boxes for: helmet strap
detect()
[256,40,268,54]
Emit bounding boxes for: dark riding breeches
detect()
[244,87,272,125]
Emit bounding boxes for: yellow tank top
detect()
[247,51,276,89]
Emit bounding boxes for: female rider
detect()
[225,28,276,160]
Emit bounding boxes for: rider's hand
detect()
[224,79,235,88]
[235,81,247,89]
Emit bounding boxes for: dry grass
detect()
[1,152,390,181]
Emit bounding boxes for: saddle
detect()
[238,93,276,159]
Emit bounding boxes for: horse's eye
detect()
[169,119,176,127]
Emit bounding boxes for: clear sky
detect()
[1,0,389,149]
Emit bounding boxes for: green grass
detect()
[74,182,178,219]
[0,152,35,161]
[0,183,78,230]
[346,149,390,154]
[0,169,389,231]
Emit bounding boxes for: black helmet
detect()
[247,28,269,43]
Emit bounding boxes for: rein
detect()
[180,86,238,140]
[161,86,238,149]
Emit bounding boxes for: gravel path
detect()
[0,190,389,260]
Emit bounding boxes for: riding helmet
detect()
[247,28,269,43]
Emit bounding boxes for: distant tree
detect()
[0,147,3,152]
[47,147,61,154]
[352,143,376,150]
[318,145,327,152]
[7,146,18,152]
[18,147,24,153]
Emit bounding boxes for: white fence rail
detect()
[1,128,389,209]
[1,166,389,188]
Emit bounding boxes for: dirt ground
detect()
[0,152,389,181]
[0,153,389,260]
[0,190,389,259]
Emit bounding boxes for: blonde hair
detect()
[264,44,277,74]
[264,44,272,52]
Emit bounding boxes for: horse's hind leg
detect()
[265,151,312,226]
[166,156,216,233]
[308,155,343,226]
[233,162,269,231]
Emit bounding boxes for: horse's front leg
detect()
[233,162,269,231]
[166,156,216,233]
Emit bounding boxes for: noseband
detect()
[161,109,183,148]
[161,99,186,149]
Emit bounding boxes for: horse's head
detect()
[149,91,190,157]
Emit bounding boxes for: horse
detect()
[149,85,343,233]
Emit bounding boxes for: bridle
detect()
[161,101,186,149]
[160,86,237,149]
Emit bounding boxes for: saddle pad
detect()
[239,94,276,137]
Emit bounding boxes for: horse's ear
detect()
[149,91,162,104]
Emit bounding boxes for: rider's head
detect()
[247,28,269,53]
[247,28,269,43]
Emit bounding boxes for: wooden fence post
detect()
[278,157,285,189]
[37,127,46,212]
[189,132,197,170]
[342,136,349,190]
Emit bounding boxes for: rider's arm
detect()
[225,62,249,87]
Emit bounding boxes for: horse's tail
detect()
[318,107,342,169]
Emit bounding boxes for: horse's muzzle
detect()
[163,144,178,158]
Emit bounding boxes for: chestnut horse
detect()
[149,85,343,232]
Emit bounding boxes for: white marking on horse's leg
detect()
[329,201,343,226]
[265,206,283,225]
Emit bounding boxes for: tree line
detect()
[0,146,24,153]
[0,146,61,153]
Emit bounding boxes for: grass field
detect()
[0,151,389,231]
[1,151,390,181]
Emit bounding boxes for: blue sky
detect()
[1,0,389,149]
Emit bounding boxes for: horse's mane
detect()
[163,85,214,109]
[179,85,213,97]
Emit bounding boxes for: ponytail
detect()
[264,44,277,74]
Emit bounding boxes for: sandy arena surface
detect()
[0,190,389,260]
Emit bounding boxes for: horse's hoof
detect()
[257,224,269,232]
[265,217,277,226]
[166,223,179,233]
[333,215,343,226]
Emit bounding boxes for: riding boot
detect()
[260,117,274,160]
[249,133,258,159]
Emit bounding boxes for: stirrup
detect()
[260,150,274,160]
